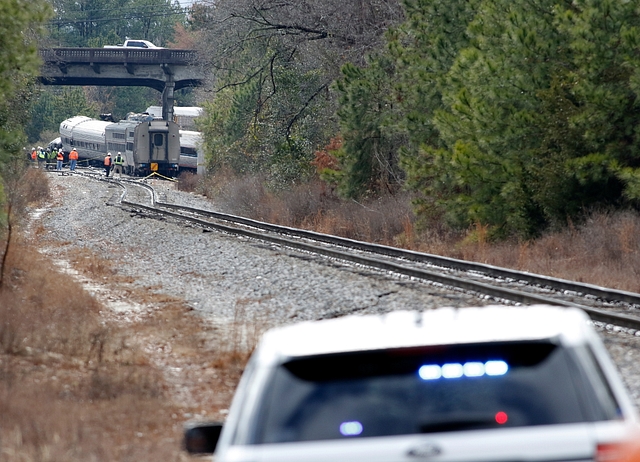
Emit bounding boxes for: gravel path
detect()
[37,172,640,411]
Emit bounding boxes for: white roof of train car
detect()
[179,130,203,147]
[60,116,93,138]
[105,120,138,132]
[146,106,203,118]
[71,119,112,144]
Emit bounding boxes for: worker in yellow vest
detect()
[113,152,125,178]
[37,147,46,169]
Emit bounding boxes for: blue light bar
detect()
[340,421,363,436]
[419,360,508,380]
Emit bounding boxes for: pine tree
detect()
[333,56,404,198]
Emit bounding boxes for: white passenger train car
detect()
[60,116,111,161]
[179,130,204,174]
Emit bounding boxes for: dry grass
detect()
[451,211,640,293]
[0,236,252,461]
[177,171,200,193]
[0,239,182,461]
[202,172,414,244]
[0,170,256,461]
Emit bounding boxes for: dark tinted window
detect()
[181,147,198,157]
[252,342,604,444]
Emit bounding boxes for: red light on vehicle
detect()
[495,411,508,425]
[596,443,625,462]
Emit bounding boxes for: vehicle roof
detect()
[256,305,595,362]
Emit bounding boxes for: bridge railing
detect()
[40,48,199,65]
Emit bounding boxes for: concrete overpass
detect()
[39,47,206,121]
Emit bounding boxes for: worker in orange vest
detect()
[30,147,36,162]
[56,149,64,171]
[104,152,113,177]
[68,148,79,171]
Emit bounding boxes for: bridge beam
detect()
[38,48,205,120]
[162,80,175,122]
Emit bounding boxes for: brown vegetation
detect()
[0,172,254,461]
[0,238,252,461]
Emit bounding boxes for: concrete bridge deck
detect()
[39,47,206,119]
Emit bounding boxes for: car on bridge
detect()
[184,305,639,462]
[103,39,161,49]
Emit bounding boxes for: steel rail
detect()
[152,200,640,307]
[120,198,640,331]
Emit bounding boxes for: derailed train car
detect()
[59,113,180,177]
[178,130,204,174]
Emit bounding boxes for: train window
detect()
[181,147,198,157]
[153,134,164,146]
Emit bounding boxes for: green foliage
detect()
[333,57,405,198]
[0,0,51,222]
[200,58,335,187]
[383,0,640,238]
[333,0,476,200]
[422,0,565,237]
[47,0,184,47]
[26,88,99,143]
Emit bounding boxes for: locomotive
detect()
[59,113,181,177]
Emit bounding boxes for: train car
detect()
[59,113,181,177]
[105,120,136,174]
[60,116,111,162]
[146,106,203,131]
[133,118,180,176]
[178,130,204,173]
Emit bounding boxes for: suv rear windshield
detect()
[251,341,620,444]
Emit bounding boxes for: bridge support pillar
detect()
[162,80,175,122]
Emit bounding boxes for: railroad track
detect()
[72,171,640,331]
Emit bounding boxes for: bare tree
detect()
[193,0,404,89]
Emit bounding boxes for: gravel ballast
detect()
[36,173,640,410]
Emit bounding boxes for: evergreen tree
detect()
[427,0,567,236]
[26,87,98,142]
[333,56,405,198]
[557,0,640,204]
[0,0,51,229]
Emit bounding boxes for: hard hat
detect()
[117,152,121,155]
[107,152,111,156]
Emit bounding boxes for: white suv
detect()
[184,305,638,462]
